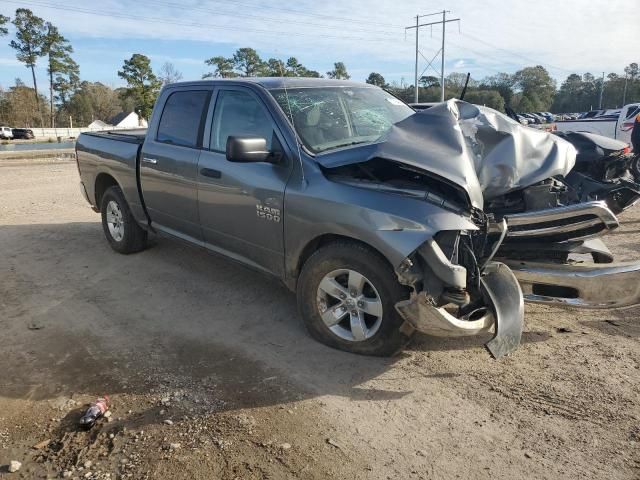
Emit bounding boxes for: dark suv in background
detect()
[11,128,35,139]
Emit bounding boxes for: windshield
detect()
[271,86,414,154]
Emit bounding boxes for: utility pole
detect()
[598,72,605,109]
[440,10,446,102]
[405,11,460,103]
[622,74,628,106]
[414,15,418,103]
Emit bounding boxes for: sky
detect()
[0,0,636,93]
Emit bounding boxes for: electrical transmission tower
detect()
[405,11,460,103]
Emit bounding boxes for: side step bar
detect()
[505,260,640,309]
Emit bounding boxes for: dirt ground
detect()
[1,159,639,480]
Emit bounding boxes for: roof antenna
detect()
[459,72,470,100]
[277,56,306,186]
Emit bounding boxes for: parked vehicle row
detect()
[555,103,640,145]
[0,127,35,140]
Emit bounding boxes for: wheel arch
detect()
[288,233,393,290]
[94,173,120,211]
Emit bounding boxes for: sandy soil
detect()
[1,160,639,479]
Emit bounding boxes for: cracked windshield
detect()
[272,87,414,153]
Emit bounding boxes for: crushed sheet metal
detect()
[481,262,524,358]
[315,100,576,207]
[395,292,494,337]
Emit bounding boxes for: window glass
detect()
[157,90,210,148]
[271,87,414,153]
[625,106,640,120]
[210,90,274,152]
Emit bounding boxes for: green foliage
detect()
[9,9,46,68]
[117,53,161,119]
[265,58,286,77]
[43,22,79,126]
[62,81,123,127]
[463,90,505,111]
[9,8,48,125]
[232,47,265,77]
[551,65,640,113]
[203,56,237,79]
[327,62,350,80]
[0,78,48,127]
[479,73,514,105]
[0,14,9,36]
[366,72,386,87]
[284,57,320,77]
[512,66,556,111]
[419,76,439,88]
[624,63,639,81]
[204,50,320,79]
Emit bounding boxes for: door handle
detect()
[200,167,221,178]
[142,157,158,164]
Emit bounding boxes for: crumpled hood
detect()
[316,100,576,209]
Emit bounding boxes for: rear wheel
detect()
[297,241,413,356]
[100,186,147,254]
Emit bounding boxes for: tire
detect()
[100,185,147,254]
[297,241,413,356]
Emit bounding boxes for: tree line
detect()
[0,8,639,129]
[371,63,640,114]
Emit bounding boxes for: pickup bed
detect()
[76,78,640,359]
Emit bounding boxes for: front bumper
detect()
[505,260,640,309]
[396,262,524,358]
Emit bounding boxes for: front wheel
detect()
[296,241,413,356]
[100,186,147,254]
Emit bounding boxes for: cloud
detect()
[0,58,21,67]
[0,0,635,85]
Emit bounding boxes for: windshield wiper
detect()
[324,140,369,151]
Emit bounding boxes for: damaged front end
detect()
[321,157,526,358]
[314,98,640,359]
[393,224,524,359]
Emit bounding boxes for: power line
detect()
[131,0,403,37]
[146,0,407,29]
[460,32,574,74]
[4,0,407,44]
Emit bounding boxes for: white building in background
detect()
[109,112,148,128]
[87,119,109,129]
[86,112,147,130]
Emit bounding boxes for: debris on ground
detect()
[556,327,573,333]
[79,395,110,429]
[326,438,341,449]
[9,460,22,473]
[32,438,51,449]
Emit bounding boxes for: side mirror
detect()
[226,136,273,163]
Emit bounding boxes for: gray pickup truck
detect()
[76,78,640,358]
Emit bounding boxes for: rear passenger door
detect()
[197,86,293,276]
[140,87,212,241]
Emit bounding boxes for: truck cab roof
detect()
[165,77,374,90]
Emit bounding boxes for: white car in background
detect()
[555,103,640,145]
[0,126,14,139]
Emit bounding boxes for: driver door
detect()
[197,87,292,276]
